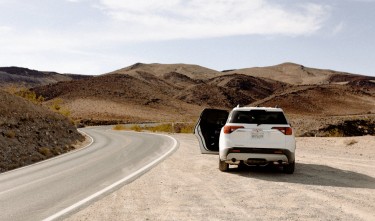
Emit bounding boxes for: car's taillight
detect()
[223,126,244,134]
[272,127,293,135]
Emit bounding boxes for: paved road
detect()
[67,134,375,221]
[0,127,178,221]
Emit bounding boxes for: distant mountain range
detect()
[0,66,92,88]
[1,62,374,135]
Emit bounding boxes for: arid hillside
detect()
[26,62,375,136]
[227,62,375,85]
[0,90,84,172]
[252,84,375,116]
[0,66,92,88]
[33,64,285,123]
[109,63,220,80]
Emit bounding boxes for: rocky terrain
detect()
[225,62,375,85]
[0,66,92,88]
[30,62,375,136]
[0,90,84,172]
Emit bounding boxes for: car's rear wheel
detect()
[219,159,229,172]
[283,161,295,174]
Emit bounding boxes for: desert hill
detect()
[0,90,84,172]
[110,63,220,80]
[33,74,203,123]
[226,62,375,85]
[26,62,375,136]
[0,66,92,88]
[251,84,375,116]
[33,64,287,123]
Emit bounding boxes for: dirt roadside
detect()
[67,134,375,221]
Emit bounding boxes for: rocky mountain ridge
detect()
[0,66,92,88]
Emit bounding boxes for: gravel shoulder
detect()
[67,134,375,221]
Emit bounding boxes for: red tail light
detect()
[223,126,244,134]
[272,127,293,135]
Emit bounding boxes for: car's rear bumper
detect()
[222,147,295,164]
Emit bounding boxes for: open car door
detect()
[194,108,229,154]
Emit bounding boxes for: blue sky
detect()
[0,0,374,76]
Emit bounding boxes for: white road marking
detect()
[43,133,178,221]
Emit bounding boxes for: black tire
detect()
[219,159,229,172]
[283,162,295,174]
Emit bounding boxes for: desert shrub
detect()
[113,124,127,130]
[38,147,52,157]
[49,98,71,117]
[49,98,62,111]
[14,88,44,104]
[135,123,196,133]
[51,147,63,155]
[2,85,20,94]
[174,123,195,133]
[130,125,143,132]
[145,124,173,133]
[4,130,16,138]
[327,128,344,137]
[179,124,195,133]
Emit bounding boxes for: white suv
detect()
[194,107,296,174]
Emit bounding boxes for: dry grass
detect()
[145,124,173,133]
[130,125,143,132]
[38,147,52,157]
[127,123,195,134]
[3,86,45,104]
[175,123,195,133]
[113,124,127,130]
[4,130,16,138]
[49,98,71,117]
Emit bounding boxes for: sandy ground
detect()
[67,135,375,221]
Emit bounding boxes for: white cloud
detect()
[96,0,329,40]
[0,0,332,74]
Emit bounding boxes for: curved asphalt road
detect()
[0,126,178,221]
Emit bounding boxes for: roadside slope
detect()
[0,90,84,172]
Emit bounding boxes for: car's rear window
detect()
[228,110,288,125]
